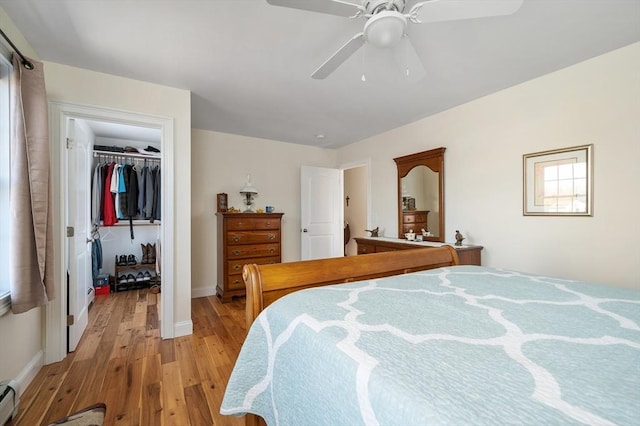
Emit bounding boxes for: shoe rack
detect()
[113,247,158,292]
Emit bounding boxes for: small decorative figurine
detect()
[455,230,465,246]
[421,228,433,237]
[405,229,416,241]
[365,227,379,237]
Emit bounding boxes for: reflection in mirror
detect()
[401,166,439,236]
[394,148,445,242]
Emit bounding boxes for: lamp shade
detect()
[240,173,258,194]
[240,184,258,194]
[364,11,407,48]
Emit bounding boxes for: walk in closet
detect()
[83,120,163,296]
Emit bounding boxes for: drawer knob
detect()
[269,248,275,253]
[233,279,240,285]
[233,265,241,270]
[268,234,275,240]
[233,236,240,242]
[233,250,241,256]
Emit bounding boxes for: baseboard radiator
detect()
[0,380,19,425]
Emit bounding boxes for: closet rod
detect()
[0,27,35,70]
[93,150,160,161]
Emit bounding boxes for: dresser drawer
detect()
[227,231,280,245]
[227,274,245,290]
[227,243,280,259]
[403,224,424,233]
[403,212,428,224]
[227,218,281,231]
[357,243,375,255]
[227,256,280,275]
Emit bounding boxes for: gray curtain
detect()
[9,54,54,314]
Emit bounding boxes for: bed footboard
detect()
[242,246,459,327]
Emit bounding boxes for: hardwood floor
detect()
[9,289,247,426]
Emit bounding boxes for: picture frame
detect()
[407,197,416,211]
[523,144,593,216]
[216,193,228,212]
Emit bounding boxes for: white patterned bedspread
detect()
[220,265,640,425]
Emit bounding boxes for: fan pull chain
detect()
[404,35,410,78]
[361,46,366,82]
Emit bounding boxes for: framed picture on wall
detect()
[523,144,593,216]
[217,193,228,212]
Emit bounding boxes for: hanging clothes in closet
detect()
[91,153,161,237]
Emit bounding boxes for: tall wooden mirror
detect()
[394,147,445,242]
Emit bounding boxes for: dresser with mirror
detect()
[355,147,482,265]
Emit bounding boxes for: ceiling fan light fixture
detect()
[364,11,407,48]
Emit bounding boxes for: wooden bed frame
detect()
[239,246,459,426]
[242,245,459,328]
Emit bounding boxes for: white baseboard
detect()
[191,286,216,299]
[174,320,193,338]
[15,350,43,396]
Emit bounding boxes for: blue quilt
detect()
[221,266,640,425]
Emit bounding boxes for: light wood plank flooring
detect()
[9,289,247,426]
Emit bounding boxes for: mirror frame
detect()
[394,147,446,242]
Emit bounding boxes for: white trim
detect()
[0,291,10,317]
[174,320,193,337]
[14,350,43,396]
[191,286,216,299]
[46,101,175,363]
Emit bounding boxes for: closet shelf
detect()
[98,220,161,227]
[93,149,161,160]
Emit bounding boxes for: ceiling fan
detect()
[266,0,524,79]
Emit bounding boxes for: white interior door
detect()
[67,118,92,352]
[301,166,342,260]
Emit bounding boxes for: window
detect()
[0,50,11,315]
[534,158,587,213]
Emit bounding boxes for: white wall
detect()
[338,42,640,289]
[44,62,192,331]
[191,129,336,296]
[191,129,336,297]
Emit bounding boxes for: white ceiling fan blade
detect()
[412,0,524,23]
[312,33,365,79]
[266,0,362,18]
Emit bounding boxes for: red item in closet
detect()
[102,162,118,226]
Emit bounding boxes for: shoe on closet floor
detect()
[146,243,156,264]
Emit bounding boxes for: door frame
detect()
[340,158,372,233]
[45,101,175,364]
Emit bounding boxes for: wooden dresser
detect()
[216,212,284,302]
[354,237,483,266]
[402,210,429,234]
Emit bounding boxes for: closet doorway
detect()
[342,160,371,257]
[46,101,175,364]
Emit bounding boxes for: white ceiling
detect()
[2,0,639,148]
